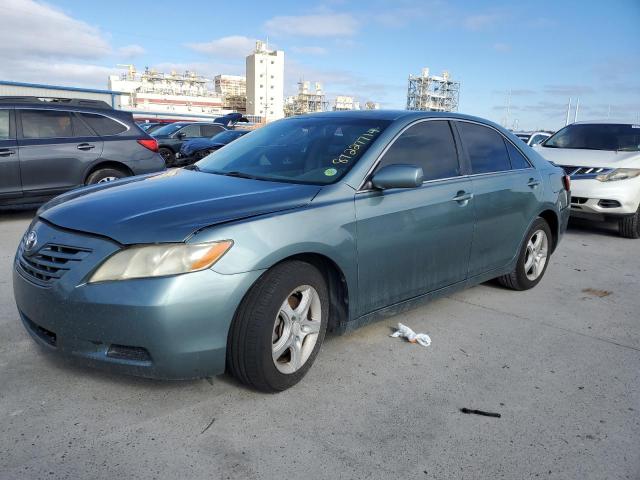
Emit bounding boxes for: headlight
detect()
[89,240,233,283]
[596,168,640,182]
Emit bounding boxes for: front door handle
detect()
[77,143,95,151]
[453,191,474,204]
[527,178,541,188]
[0,148,16,157]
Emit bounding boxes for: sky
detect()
[0,0,638,130]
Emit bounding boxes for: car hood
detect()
[534,146,640,168]
[39,169,321,244]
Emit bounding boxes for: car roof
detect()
[288,109,501,125]
[571,120,638,126]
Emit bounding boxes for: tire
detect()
[158,147,175,167]
[497,218,553,291]
[618,207,640,239]
[86,168,128,185]
[227,260,329,392]
[194,150,210,161]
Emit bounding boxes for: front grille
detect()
[560,165,613,179]
[18,243,91,285]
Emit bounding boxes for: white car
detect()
[515,131,551,146]
[534,121,640,238]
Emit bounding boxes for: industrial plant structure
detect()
[406,68,460,112]
[284,81,327,117]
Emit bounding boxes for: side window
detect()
[179,124,202,138]
[78,113,127,136]
[505,141,531,169]
[0,110,10,139]
[457,122,511,174]
[201,124,224,137]
[21,110,73,139]
[377,120,460,181]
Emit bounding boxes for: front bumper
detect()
[569,176,640,217]
[13,220,262,380]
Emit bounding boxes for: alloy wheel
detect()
[524,229,549,281]
[272,285,322,374]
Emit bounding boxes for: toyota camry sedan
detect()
[13,111,570,392]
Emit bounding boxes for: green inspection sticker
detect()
[324,168,338,176]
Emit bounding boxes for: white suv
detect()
[534,121,640,238]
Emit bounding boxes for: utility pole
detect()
[574,98,580,123]
[565,97,572,126]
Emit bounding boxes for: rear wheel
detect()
[497,218,552,290]
[86,168,127,185]
[618,206,640,239]
[227,260,328,392]
[158,147,175,167]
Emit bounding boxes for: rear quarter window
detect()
[505,141,531,169]
[457,122,511,174]
[79,113,128,136]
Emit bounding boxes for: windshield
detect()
[543,124,640,151]
[210,130,246,142]
[196,117,390,185]
[152,123,188,136]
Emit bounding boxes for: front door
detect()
[0,108,21,197]
[17,109,103,194]
[355,120,475,315]
[455,121,543,277]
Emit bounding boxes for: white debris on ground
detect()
[390,323,432,347]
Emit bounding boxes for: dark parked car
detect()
[152,121,226,166]
[14,111,570,391]
[179,129,250,161]
[0,96,165,207]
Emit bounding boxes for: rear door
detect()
[0,108,21,197]
[201,124,225,138]
[17,109,103,194]
[355,120,475,314]
[455,120,543,277]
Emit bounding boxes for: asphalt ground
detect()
[1,209,638,479]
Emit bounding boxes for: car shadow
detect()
[566,217,621,237]
[0,208,37,221]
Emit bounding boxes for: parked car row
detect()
[0,96,165,208]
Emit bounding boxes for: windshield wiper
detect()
[222,171,261,180]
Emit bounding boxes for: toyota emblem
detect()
[24,230,38,251]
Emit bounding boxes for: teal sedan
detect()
[13,111,570,391]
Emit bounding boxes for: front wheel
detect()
[618,206,640,239]
[227,260,328,392]
[497,218,552,290]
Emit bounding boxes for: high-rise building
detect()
[245,41,285,122]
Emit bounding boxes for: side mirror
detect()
[176,132,186,139]
[371,164,424,190]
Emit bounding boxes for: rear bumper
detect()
[12,222,262,379]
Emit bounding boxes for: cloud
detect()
[543,85,595,96]
[186,35,257,58]
[291,46,328,55]
[493,43,511,53]
[464,12,503,31]
[0,0,111,59]
[118,44,145,58]
[0,59,117,88]
[493,89,536,96]
[265,13,358,37]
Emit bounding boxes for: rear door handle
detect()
[453,191,474,203]
[77,143,95,151]
[527,178,541,188]
[0,148,16,157]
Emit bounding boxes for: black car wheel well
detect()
[279,253,350,332]
[85,161,133,182]
[538,209,559,252]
